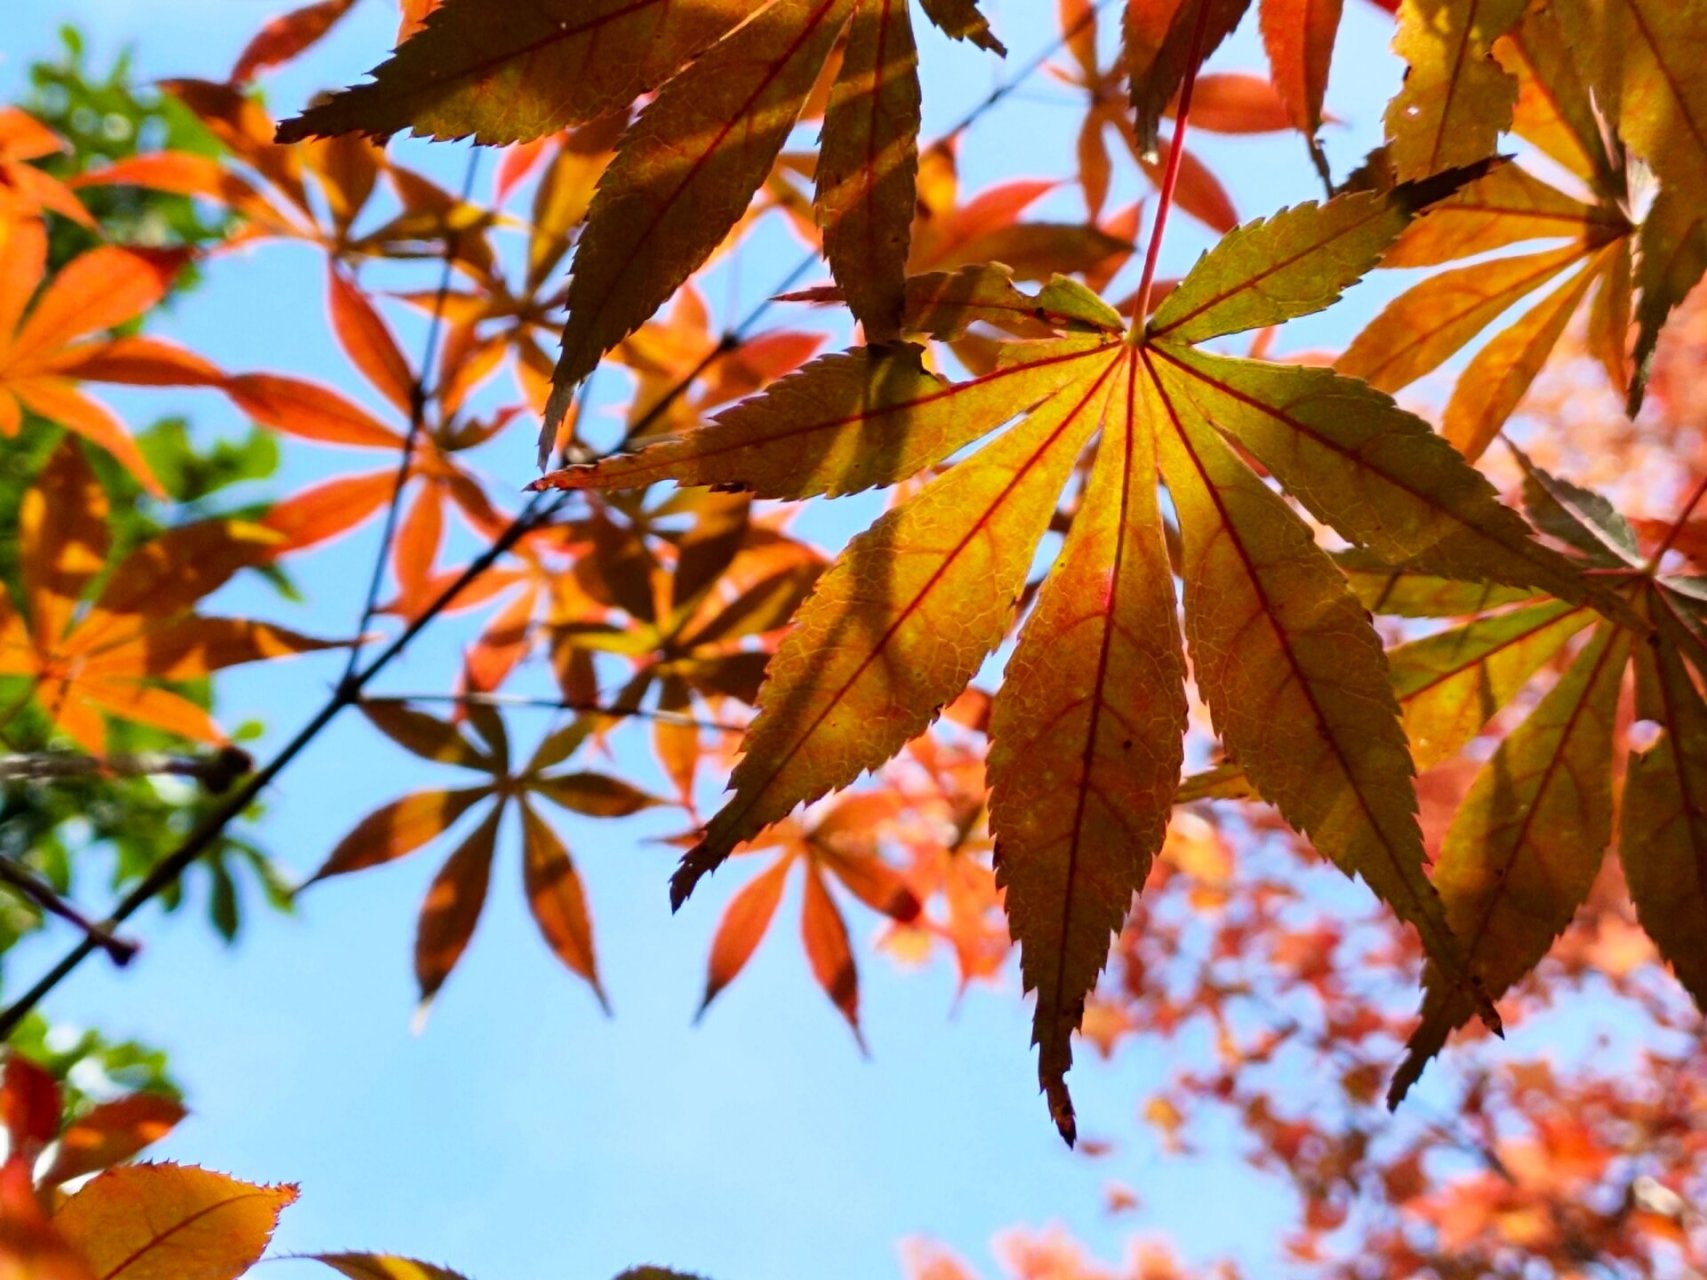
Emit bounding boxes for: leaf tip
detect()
[409,999,435,1036]
[539,380,580,470]
[1387,1001,1455,1109]
[1046,1078,1077,1148]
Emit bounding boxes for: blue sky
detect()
[0,3,1417,1276]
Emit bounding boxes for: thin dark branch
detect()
[341,146,484,687]
[0,858,137,967]
[937,0,1117,145]
[0,746,253,792]
[367,692,745,734]
[0,488,556,1039]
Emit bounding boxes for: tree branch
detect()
[0,746,254,792]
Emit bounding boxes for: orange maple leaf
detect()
[0,440,340,754]
[0,110,94,228]
[0,218,221,495]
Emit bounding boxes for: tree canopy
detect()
[1,0,1706,1275]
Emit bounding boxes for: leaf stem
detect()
[1130,0,1216,331]
[340,146,483,688]
[1646,471,1707,572]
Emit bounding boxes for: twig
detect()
[937,0,1118,145]
[0,487,560,1039]
[341,146,484,688]
[0,858,138,967]
[366,692,746,734]
[0,746,254,792]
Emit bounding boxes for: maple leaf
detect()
[1051,5,1245,228]
[228,0,358,84]
[697,790,919,1045]
[75,80,497,271]
[1258,0,1343,140]
[546,490,823,802]
[0,217,220,495]
[1339,1,1707,441]
[231,266,511,595]
[1388,454,1707,1102]
[276,0,1014,448]
[1554,0,1707,412]
[0,110,94,227]
[0,440,340,755]
[306,701,661,1010]
[536,170,1591,1140]
[1123,0,1253,160]
[1383,0,1524,181]
[52,1163,297,1280]
[309,1255,473,1280]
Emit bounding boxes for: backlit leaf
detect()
[1150,167,1495,344]
[1555,0,1707,195]
[1149,353,1478,1003]
[1391,624,1629,1103]
[415,807,501,1004]
[988,354,1186,1143]
[1514,449,1641,568]
[520,801,606,1006]
[816,0,922,340]
[310,1255,472,1280]
[1387,599,1593,769]
[1336,551,1536,618]
[308,788,490,882]
[800,861,863,1042]
[570,186,1570,1131]
[536,341,1101,500]
[229,0,358,83]
[1148,348,1590,600]
[671,355,1118,905]
[1122,0,1252,160]
[42,1095,187,1188]
[918,0,1005,52]
[1442,250,1607,459]
[544,0,855,439]
[362,703,493,770]
[276,0,744,145]
[1336,243,1585,393]
[1377,163,1614,269]
[1628,188,1707,415]
[1383,0,1524,180]
[1259,0,1343,136]
[1623,618,1707,1009]
[699,856,792,1014]
[53,1164,296,1280]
